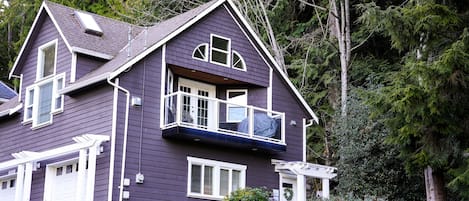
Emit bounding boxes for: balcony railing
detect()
[163,91,285,145]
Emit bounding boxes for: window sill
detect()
[187,193,224,201]
[32,121,52,130]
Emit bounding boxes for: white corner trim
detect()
[107,78,119,201]
[225,0,319,123]
[109,0,227,79]
[71,46,114,60]
[159,44,167,129]
[70,53,77,83]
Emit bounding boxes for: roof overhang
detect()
[59,72,110,95]
[0,103,22,118]
[71,47,113,60]
[272,159,337,179]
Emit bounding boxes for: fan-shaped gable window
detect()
[232,51,246,71]
[192,43,208,61]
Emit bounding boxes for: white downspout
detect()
[303,119,314,162]
[107,77,130,201]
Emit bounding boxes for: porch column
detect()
[22,162,33,201]
[85,145,98,201]
[322,178,330,199]
[296,174,306,201]
[76,148,87,201]
[14,164,24,201]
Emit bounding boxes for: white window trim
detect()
[23,86,35,124]
[210,34,231,67]
[36,39,58,82]
[23,73,66,129]
[187,156,246,200]
[192,43,209,62]
[231,51,246,71]
[226,89,248,123]
[52,73,66,114]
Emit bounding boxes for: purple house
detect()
[0,0,336,200]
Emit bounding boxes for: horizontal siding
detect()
[272,72,309,161]
[76,54,107,81]
[20,15,72,106]
[166,7,270,87]
[115,43,280,200]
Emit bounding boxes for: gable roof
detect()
[0,81,17,102]
[12,0,319,123]
[9,1,143,77]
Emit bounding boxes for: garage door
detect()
[0,178,15,201]
[50,162,87,201]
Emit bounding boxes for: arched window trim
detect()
[231,51,246,71]
[192,43,209,62]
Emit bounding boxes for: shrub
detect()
[224,187,270,201]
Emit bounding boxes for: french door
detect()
[178,78,216,130]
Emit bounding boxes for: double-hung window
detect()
[226,90,248,122]
[210,34,231,66]
[23,39,64,128]
[187,156,246,200]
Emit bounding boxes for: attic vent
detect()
[75,11,103,36]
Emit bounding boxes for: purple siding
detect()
[272,72,309,161]
[75,54,107,81]
[19,15,71,104]
[0,13,114,201]
[166,7,270,88]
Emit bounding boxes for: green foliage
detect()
[223,187,270,201]
[334,88,424,200]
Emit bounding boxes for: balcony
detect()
[162,91,286,152]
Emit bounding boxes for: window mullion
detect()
[32,86,40,126]
[200,164,205,195]
[228,169,233,194]
[214,166,220,196]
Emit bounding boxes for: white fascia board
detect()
[9,103,23,115]
[71,46,113,60]
[0,98,8,103]
[226,0,319,123]
[0,103,22,117]
[0,134,109,171]
[9,2,73,79]
[59,72,110,95]
[109,0,226,79]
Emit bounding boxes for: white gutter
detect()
[303,119,314,162]
[106,77,130,201]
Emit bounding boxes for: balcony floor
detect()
[162,126,286,153]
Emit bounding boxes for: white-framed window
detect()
[226,89,248,122]
[192,43,209,61]
[36,40,57,81]
[210,34,231,67]
[232,51,246,71]
[187,156,246,200]
[23,73,65,128]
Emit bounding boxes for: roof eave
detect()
[59,73,109,95]
[71,47,114,60]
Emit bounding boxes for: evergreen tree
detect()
[359,1,469,199]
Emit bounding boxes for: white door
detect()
[280,177,297,201]
[178,78,216,130]
[0,178,15,201]
[50,162,87,201]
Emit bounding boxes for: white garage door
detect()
[50,162,87,201]
[0,178,16,201]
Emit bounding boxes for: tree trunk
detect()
[424,166,446,201]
